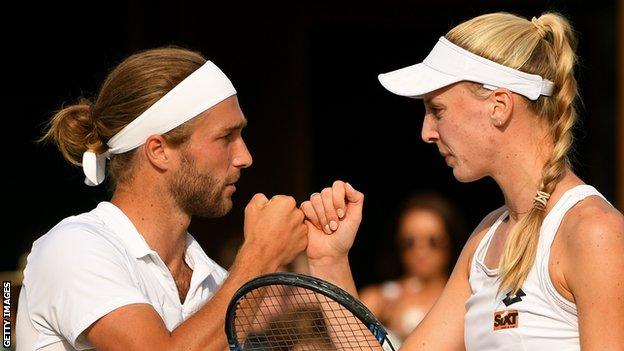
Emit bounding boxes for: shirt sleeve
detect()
[23,223,151,349]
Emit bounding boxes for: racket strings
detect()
[233,285,381,350]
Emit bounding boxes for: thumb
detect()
[248,193,269,208]
[345,182,364,205]
[344,182,364,219]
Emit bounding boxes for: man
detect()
[16,47,362,350]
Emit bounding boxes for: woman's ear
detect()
[489,88,514,128]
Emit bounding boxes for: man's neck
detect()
[110,184,191,269]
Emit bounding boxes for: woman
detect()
[300,12,624,350]
[359,194,465,341]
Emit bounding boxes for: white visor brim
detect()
[378,37,554,101]
[378,62,461,98]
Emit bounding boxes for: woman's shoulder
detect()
[464,206,507,254]
[359,280,401,315]
[473,206,507,237]
[555,190,624,315]
[361,280,402,300]
[560,194,624,250]
[451,206,508,277]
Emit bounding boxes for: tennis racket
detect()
[225,272,397,350]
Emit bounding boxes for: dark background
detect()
[4,0,620,287]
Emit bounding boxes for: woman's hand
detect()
[299,180,363,295]
[300,180,364,262]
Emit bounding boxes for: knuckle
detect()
[285,196,296,206]
[333,196,344,207]
[333,180,344,188]
[321,188,332,197]
[296,209,305,221]
[310,193,321,203]
[244,202,254,213]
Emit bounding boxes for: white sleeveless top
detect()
[464,185,609,350]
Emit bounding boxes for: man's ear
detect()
[143,135,175,171]
[489,88,514,128]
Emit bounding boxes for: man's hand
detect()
[242,193,309,270]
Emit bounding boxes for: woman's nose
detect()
[421,115,439,144]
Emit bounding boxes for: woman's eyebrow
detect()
[424,97,444,108]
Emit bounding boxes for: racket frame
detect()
[225,272,395,351]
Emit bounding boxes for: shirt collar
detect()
[91,201,155,259]
[92,202,220,279]
[184,233,218,278]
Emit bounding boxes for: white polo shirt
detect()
[16,201,228,350]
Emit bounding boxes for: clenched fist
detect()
[243,193,309,269]
[300,180,364,262]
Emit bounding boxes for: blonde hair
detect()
[446,12,578,295]
[39,46,207,188]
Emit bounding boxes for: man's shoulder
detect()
[28,210,126,268]
[40,206,119,242]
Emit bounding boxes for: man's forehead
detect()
[196,97,247,129]
[213,110,247,129]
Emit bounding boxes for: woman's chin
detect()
[452,167,483,183]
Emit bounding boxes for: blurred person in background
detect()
[359,193,465,341]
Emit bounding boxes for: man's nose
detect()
[233,138,253,168]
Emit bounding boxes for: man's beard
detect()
[169,151,233,218]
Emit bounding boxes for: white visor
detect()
[82,60,236,186]
[378,37,554,100]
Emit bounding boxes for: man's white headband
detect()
[82,60,236,186]
[378,37,554,100]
